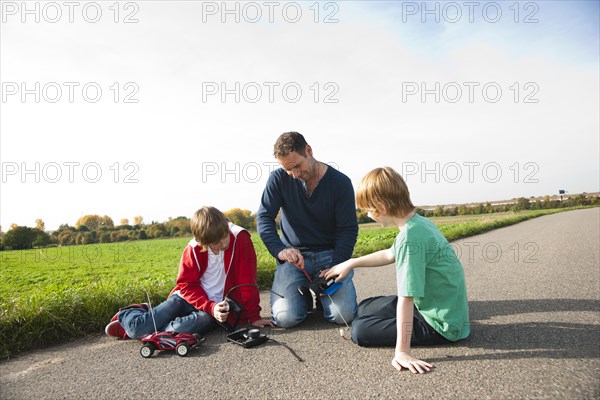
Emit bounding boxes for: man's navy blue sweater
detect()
[257,166,358,267]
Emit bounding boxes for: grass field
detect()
[0,207,587,358]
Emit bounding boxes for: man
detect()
[257,132,358,328]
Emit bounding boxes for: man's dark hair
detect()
[273,132,308,158]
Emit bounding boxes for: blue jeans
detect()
[270,250,358,328]
[118,293,217,339]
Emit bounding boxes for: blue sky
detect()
[1,0,598,230]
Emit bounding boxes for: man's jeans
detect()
[118,293,217,339]
[270,249,358,328]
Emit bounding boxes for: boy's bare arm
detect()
[322,248,395,281]
[396,296,414,354]
[393,296,433,374]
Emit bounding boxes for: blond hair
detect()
[190,207,229,250]
[356,167,415,217]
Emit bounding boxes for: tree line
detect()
[0,209,254,250]
[415,194,598,218]
[1,195,597,250]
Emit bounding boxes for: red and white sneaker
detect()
[105,303,148,339]
[105,320,128,340]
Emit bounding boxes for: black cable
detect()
[222,284,258,331]
[224,283,258,299]
[268,338,304,362]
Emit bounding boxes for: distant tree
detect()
[147,223,167,238]
[573,194,588,206]
[543,195,551,208]
[163,217,190,237]
[110,230,129,242]
[445,207,458,217]
[83,231,97,244]
[133,216,144,225]
[76,215,114,230]
[10,223,18,230]
[32,229,51,247]
[549,200,561,209]
[516,197,531,210]
[419,209,434,217]
[3,226,37,250]
[434,206,444,217]
[120,218,129,226]
[484,202,494,214]
[356,209,372,224]
[57,230,75,245]
[99,232,112,243]
[52,224,75,244]
[224,208,255,230]
[35,219,45,231]
[75,232,86,245]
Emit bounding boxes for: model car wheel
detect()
[176,342,190,357]
[140,343,156,358]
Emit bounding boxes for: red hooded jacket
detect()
[169,223,261,325]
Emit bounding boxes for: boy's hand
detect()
[251,318,275,328]
[321,260,353,282]
[392,352,434,374]
[278,248,305,270]
[213,301,230,323]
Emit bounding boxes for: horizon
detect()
[8,189,599,231]
[2,1,599,231]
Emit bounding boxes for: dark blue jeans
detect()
[118,294,217,339]
[351,295,451,347]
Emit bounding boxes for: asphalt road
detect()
[1,208,599,399]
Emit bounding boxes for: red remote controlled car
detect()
[140,331,204,358]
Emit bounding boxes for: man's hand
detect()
[391,351,434,374]
[321,260,354,282]
[251,318,275,328]
[213,301,230,323]
[278,248,305,270]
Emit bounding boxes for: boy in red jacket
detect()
[105,206,273,340]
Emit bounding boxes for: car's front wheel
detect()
[176,342,190,357]
[140,343,156,358]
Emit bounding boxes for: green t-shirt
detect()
[394,214,470,341]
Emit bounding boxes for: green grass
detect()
[0,207,591,358]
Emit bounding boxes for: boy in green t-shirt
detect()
[322,167,470,374]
